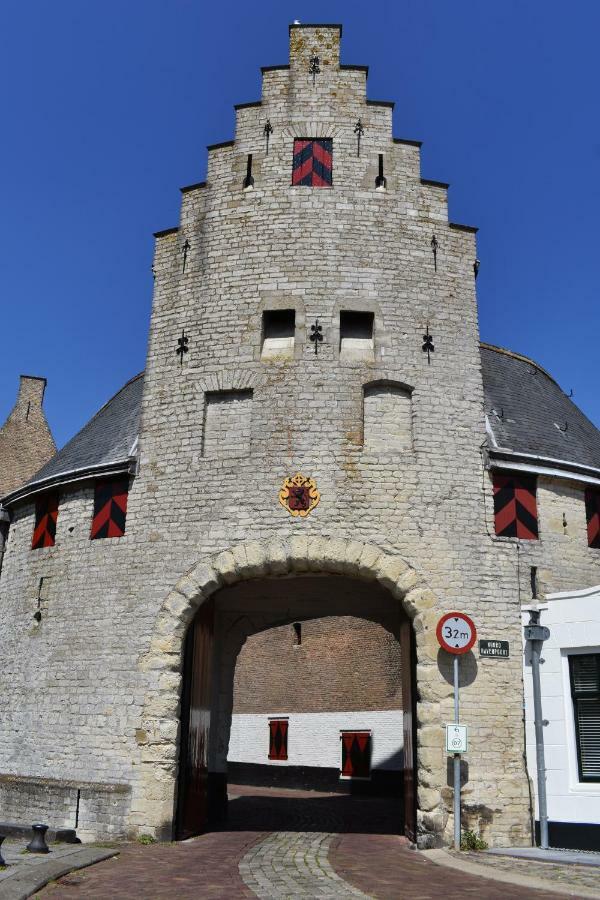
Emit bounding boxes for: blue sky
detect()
[1,0,599,446]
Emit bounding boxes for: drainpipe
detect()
[0,507,10,579]
[524,610,551,849]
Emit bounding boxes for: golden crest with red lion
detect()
[279,473,320,518]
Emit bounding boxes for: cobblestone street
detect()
[34,787,588,899]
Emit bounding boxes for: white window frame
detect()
[561,646,600,793]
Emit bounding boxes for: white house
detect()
[523,586,600,851]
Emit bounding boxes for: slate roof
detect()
[481,344,600,472]
[4,345,600,505]
[2,374,144,503]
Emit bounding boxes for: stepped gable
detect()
[2,374,144,502]
[482,344,600,471]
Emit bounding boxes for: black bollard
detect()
[26,823,50,853]
[0,834,6,866]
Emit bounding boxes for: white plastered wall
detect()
[228,710,403,770]
[522,584,600,826]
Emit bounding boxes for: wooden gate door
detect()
[176,599,214,840]
[400,614,417,843]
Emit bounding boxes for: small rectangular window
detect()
[340,730,371,779]
[492,473,538,540]
[91,478,129,540]
[31,492,59,549]
[262,310,295,360]
[585,489,600,548]
[569,654,600,782]
[340,311,374,361]
[268,718,288,760]
[292,139,332,187]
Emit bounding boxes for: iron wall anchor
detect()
[309,56,320,85]
[431,234,438,271]
[181,239,190,274]
[27,823,50,853]
[264,119,273,154]
[309,318,323,354]
[422,325,435,363]
[176,329,189,365]
[354,119,364,157]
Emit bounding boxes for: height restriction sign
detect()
[436,612,477,654]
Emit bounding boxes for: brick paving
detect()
[36,832,261,899]
[35,787,583,899]
[330,833,576,899]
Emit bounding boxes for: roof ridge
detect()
[74,371,144,431]
[42,372,144,460]
[480,342,558,387]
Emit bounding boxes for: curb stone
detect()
[422,848,600,899]
[0,848,118,900]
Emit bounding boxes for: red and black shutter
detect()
[31,492,59,549]
[585,490,600,549]
[292,139,332,187]
[268,719,288,760]
[90,478,129,540]
[340,731,372,779]
[493,473,538,539]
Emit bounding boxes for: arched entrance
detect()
[175,575,416,840]
[134,538,446,847]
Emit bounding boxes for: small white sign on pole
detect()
[446,723,468,754]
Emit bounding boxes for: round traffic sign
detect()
[436,612,477,655]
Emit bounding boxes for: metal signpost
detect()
[436,611,477,850]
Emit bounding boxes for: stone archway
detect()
[132,536,446,846]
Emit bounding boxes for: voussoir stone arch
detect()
[132,535,446,845]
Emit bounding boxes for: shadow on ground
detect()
[214,786,404,835]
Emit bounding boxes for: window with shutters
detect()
[492,473,538,540]
[31,492,59,549]
[340,730,372,779]
[585,490,600,549]
[90,478,129,539]
[292,139,332,186]
[569,653,600,782]
[268,718,288,760]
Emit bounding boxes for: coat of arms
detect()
[279,473,320,518]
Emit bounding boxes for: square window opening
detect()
[262,309,295,360]
[340,311,374,361]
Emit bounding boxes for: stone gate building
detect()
[1,24,599,849]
